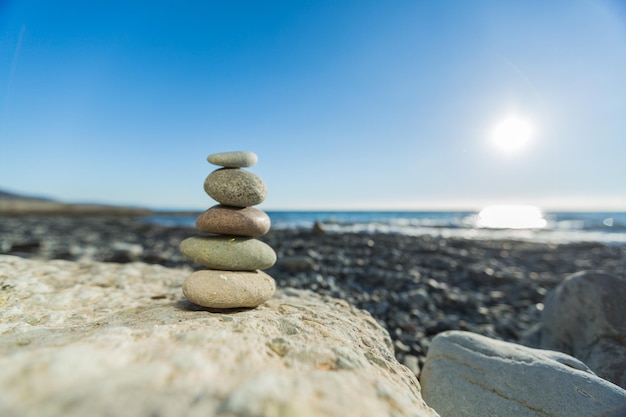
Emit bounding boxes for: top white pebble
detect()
[207,151,258,168]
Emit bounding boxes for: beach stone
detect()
[108,241,144,263]
[207,151,258,168]
[0,255,439,417]
[535,270,626,389]
[311,221,326,235]
[204,168,267,207]
[196,204,271,237]
[277,255,317,272]
[179,236,276,270]
[420,330,626,417]
[183,269,276,308]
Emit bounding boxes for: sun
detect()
[491,116,533,153]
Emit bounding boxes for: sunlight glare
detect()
[491,116,533,153]
[477,205,547,229]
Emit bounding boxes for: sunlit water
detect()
[143,209,626,245]
[477,205,547,229]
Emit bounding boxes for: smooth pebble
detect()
[196,205,271,237]
[207,151,258,168]
[204,168,267,207]
[183,269,276,308]
[179,236,276,270]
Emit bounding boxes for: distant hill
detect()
[0,189,153,215]
[0,190,55,202]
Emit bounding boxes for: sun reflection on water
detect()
[477,205,547,229]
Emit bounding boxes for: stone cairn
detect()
[179,151,277,309]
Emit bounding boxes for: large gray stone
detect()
[0,255,439,417]
[534,270,626,389]
[420,330,626,417]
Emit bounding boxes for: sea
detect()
[143,207,626,245]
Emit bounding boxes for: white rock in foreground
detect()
[420,330,626,417]
[0,255,438,417]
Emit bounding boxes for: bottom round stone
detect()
[182,270,276,309]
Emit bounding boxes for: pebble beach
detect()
[2,214,625,375]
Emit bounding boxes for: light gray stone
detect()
[0,255,439,417]
[179,235,276,270]
[420,330,626,417]
[196,204,271,237]
[535,270,626,389]
[183,269,276,308]
[111,241,144,261]
[207,151,258,168]
[402,354,420,376]
[204,168,267,207]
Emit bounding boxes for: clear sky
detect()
[1,0,625,211]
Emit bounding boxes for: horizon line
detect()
[2,187,625,213]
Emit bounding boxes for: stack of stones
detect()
[179,151,277,309]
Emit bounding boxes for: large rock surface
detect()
[420,330,626,417]
[533,270,626,389]
[0,255,438,417]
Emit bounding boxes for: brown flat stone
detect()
[196,205,271,237]
[182,269,276,308]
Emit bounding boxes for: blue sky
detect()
[1,0,625,210]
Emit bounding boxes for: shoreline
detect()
[2,214,625,374]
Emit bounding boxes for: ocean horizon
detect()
[142,208,626,245]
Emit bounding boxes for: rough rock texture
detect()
[420,330,626,417]
[196,205,271,237]
[183,269,276,308]
[531,270,626,389]
[179,235,277,270]
[0,255,438,417]
[204,168,267,207]
[5,215,626,375]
